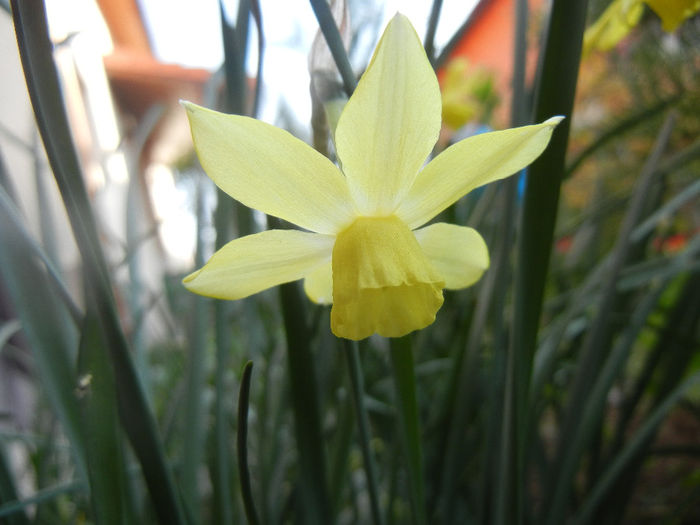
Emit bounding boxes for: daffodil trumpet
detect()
[182,14,562,340]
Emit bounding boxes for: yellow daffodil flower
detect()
[182,14,562,340]
[583,0,700,56]
[647,0,700,31]
[440,58,497,130]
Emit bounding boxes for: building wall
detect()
[443,0,545,125]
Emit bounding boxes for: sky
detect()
[137,0,479,125]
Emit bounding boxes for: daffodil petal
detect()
[414,223,489,289]
[334,13,441,215]
[183,229,334,300]
[183,102,355,234]
[396,116,563,229]
[304,261,333,304]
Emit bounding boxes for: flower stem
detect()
[309,0,356,96]
[237,361,260,525]
[344,340,385,525]
[389,336,426,525]
[278,282,332,524]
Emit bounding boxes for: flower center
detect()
[331,215,444,340]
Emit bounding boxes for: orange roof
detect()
[439,0,545,124]
[96,0,210,117]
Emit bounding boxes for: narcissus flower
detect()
[182,14,561,340]
[440,58,498,130]
[583,0,700,56]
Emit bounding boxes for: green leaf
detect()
[543,278,669,524]
[509,0,590,522]
[0,181,86,483]
[0,182,81,324]
[179,184,209,522]
[309,0,356,96]
[0,479,84,520]
[345,340,384,525]
[565,95,680,177]
[10,2,187,522]
[574,371,700,525]
[237,361,260,525]
[77,314,132,525]
[543,113,678,525]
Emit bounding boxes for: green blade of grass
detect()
[574,370,700,525]
[11,3,187,522]
[208,1,257,520]
[0,479,85,519]
[180,181,209,523]
[219,0,249,115]
[543,278,669,524]
[249,0,265,117]
[0,184,86,483]
[328,387,354,513]
[211,189,235,525]
[508,0,590,522]
[278,281,332,525]
[435,182,517,524]
[493,0,529,521]
[237,361,260,525]
[543,112,677,525]
[78,313,132,525]
[597,273,700,522]
[211,298,234,525]
[565,94,680,177]
[630,177,700,243]
[423,0,443,64]
[344,340,384,525]
[125,104,165,399]
[309,0,356,96]
[389,336,426,525]
[0,182,82,325]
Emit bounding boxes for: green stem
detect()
[212,191,236,525]
[344,340,385,525]
[309,0,356,96]
[181,182,209,522]
[278,282,332,524]
[423,0,443,64]
[509,0,589,522]
[389,336,425,525]
[237,362,260,525]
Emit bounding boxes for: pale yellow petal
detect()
[183,102,355,234]
[396,117,563,229]
[334,13,441,215]
[645,0,700,31]
[331,216,444,340]
[183,230,334,300]
[303,261,333,305]
[414,223,489,289]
